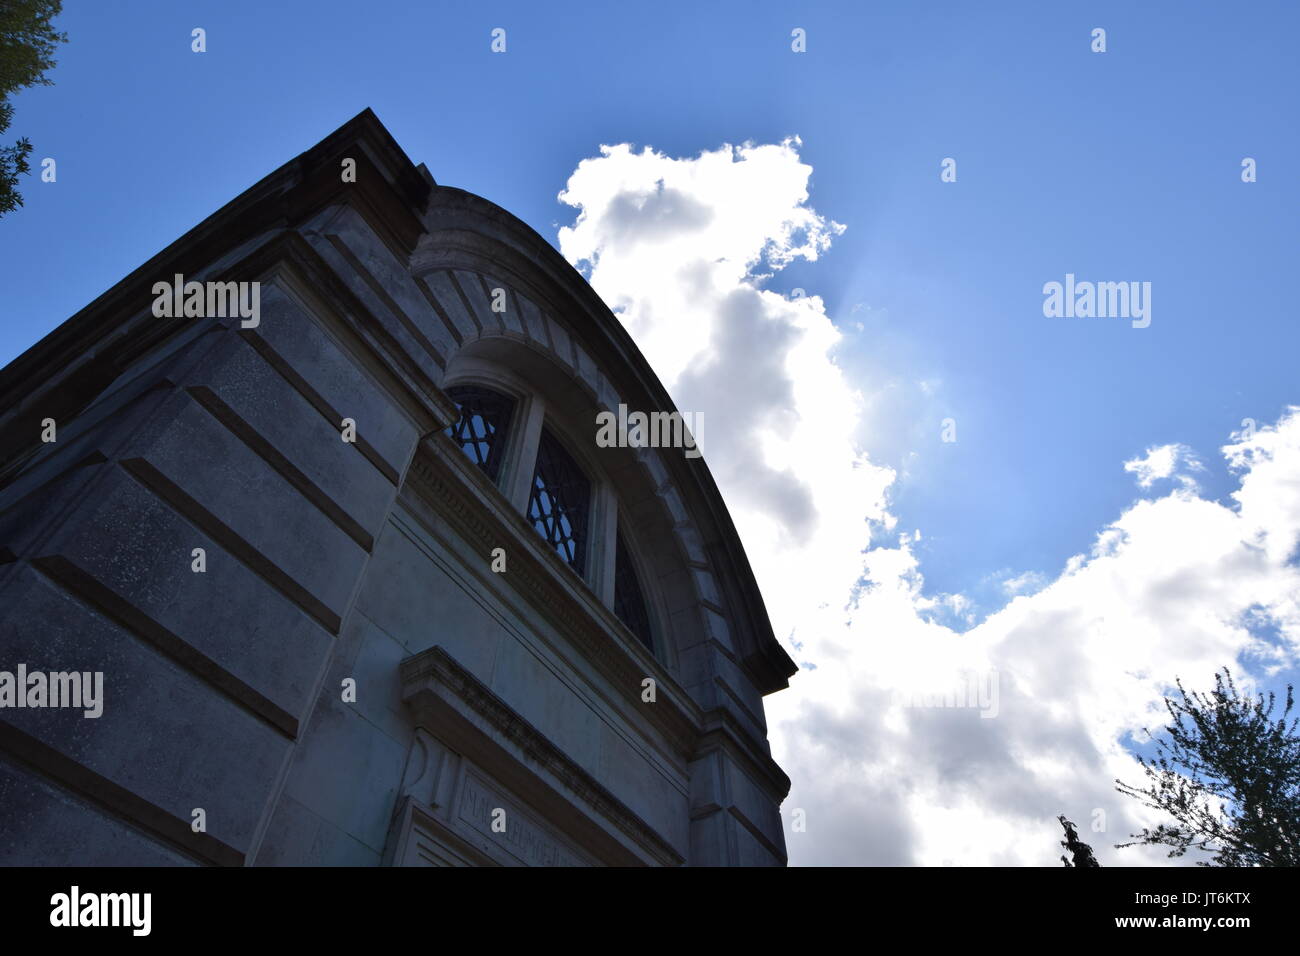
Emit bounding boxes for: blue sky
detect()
[4,2,1295,607]
[3,1,1298,864]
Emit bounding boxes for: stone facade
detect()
[0,110,796,866]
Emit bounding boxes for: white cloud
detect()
[557,141,1300,867]
[1124,443,1206,491]
[558,139,884,589]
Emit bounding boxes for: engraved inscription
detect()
[458,774,583,867]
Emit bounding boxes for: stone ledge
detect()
[400,645,684,866]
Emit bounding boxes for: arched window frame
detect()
[611,512,663,658]
[440,359,536,501]
[524,406,613,599]
[443,383,519,484]
[438,356,665,662]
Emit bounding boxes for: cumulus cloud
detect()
[556,140,1300,867]
[559,139,883,596]
[1002,570,1048,597]
[1124,443,1206,491]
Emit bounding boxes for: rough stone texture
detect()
[185,332,398,539]
[124,389,368,625]
[0,564,290,860]
[0,753,198,866]
[45,467,331,730]
[251,283,419,477]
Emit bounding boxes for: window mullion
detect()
[595,485,617,606]
[506,395,546,514]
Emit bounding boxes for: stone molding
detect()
[400,645,685,866]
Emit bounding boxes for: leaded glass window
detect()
[614,533,654,652]
[445,385,515,481]
[528,427,591,574]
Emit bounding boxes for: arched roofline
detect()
[412,185,796,693]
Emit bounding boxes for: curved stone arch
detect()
[407,185,786,708]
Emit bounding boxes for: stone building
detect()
[0,110,796,866]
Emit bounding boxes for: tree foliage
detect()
[1059,814,1102,867]
[0,0,66,216]
[1115,668,1300,866]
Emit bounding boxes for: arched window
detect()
[444,384,516,482]
[528,427,591,575]
[613,533,654,653]
[439,350,670,664]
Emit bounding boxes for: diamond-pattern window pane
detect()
[614,533,654,653]
[444,385,516,482]
[528,428,590,575]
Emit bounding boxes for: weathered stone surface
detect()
[305,232,443,388]
[326,205,457,367]
[354,522,503,682]
[253,283,419,476]
[278,683,409,856]
[255,793,382,867]
[0,754,197,866]
[122,389,368,626]
[45,466,331,729]
[0,563,290,857]
[596,721,690,854]
[488,628,603,776]
[515,291,549,345]
[480,273,525,336]
[184,333,398,540]
[690,748,783,854]
[690,809,782,867]
[571,342,600,396]
[453,270,503,336]
[419,270,479,344]
[545,314,575,371]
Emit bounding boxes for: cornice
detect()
[400,644,685,867]
[695,706,793,803]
